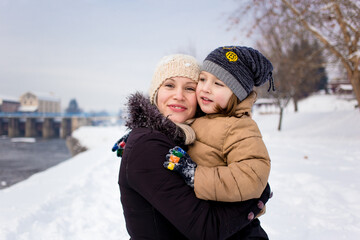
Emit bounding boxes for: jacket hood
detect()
[234,91,257,117]
[125,92,186,145]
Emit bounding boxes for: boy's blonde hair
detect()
[202,46,274,101]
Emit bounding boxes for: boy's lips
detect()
[200,96,213,103]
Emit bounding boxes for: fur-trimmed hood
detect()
[125,92,186,145]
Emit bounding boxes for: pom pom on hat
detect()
[149,54,200,105]
[202,46,274,101]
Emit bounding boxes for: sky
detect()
[0,0,255,113]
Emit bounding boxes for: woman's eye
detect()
[164,84,174,88]
[185,87,196,91]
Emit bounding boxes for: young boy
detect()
[164,46,273,203]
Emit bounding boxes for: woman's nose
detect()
[174,87,185,100]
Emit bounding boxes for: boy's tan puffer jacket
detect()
[188,91,271,202]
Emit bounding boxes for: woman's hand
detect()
[163,146,197,188]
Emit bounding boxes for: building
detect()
[328,81,353,94]
[0,95,20,112]
[336,84,353,95]
[253,98,278,114]
[19,92,61,113]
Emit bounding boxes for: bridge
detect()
[0,112,121,139]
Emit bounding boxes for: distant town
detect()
[0,91,122,139]
[0,91,62,114]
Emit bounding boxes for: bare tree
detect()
[255,20,293,131]
[229,0,360,109]
[254,14,328,130]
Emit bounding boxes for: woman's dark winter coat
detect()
[118,92,271,240]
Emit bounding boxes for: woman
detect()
[117,54,271,239]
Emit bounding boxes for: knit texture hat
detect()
[149,54,200,105]
[202,46,274,101]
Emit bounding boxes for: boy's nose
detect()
[202,82,211,93]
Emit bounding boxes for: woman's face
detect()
[157,77,198,123]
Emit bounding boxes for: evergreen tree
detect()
[287,38,328,111]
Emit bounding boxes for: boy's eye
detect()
[215,82,224,86]
[199,78,206,82]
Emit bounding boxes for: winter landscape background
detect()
[0,93,359,240]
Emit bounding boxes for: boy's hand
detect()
[163,146,197,188]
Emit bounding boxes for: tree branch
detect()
[281,0,352,72]
[332,3,352,49]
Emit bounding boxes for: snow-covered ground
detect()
[0,94,359,240]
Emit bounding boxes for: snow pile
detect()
[71,125,128,149]
[0,94,360,239]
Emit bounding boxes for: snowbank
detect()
[0,126,129,239]
[0,94,359,239]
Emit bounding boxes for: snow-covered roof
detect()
[36,92,60,102]
[0,95,20,103]
[18,105,38,112]
[337,84,353,91]
[255,98,276,105]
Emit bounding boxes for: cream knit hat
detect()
[149,54,200,105]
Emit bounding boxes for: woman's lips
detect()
[168,104,187,112]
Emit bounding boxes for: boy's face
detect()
[196,71,233,114]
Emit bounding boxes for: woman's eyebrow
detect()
[165,78,176,82]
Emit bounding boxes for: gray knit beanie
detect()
[202,46,274,101]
